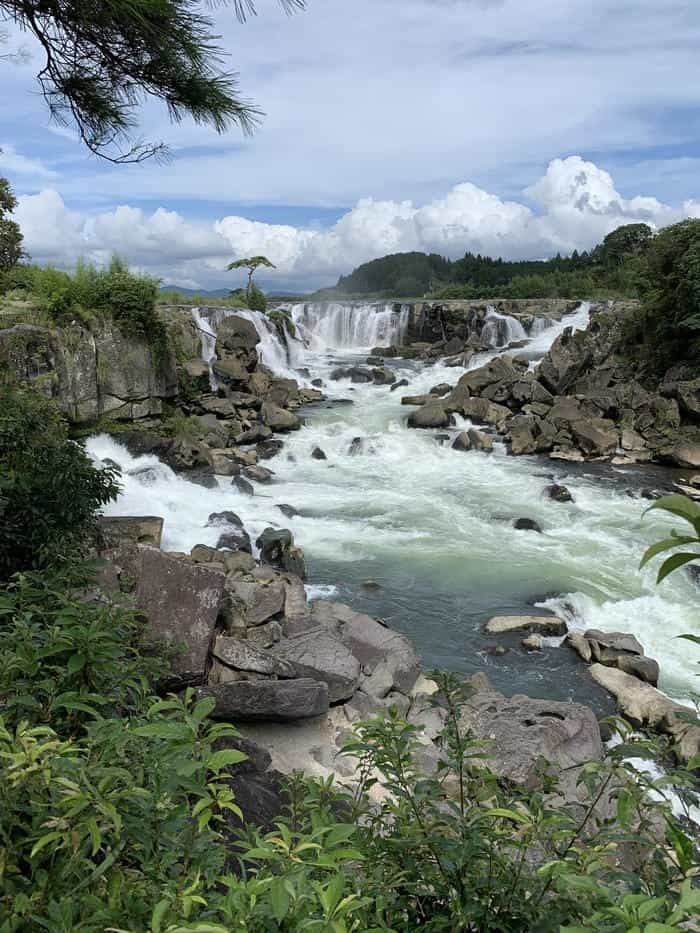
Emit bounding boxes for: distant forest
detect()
[311,223,652,300]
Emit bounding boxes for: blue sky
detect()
[2,0,700,291]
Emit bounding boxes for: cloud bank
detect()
[14,156,700,291]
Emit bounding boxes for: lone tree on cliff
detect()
[0,0,305,163]
[0,174,25,271]
[227,255,276,301]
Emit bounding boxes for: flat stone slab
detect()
[98,515,164,548]
[270,630,361,702]
[213,635,298,679]
[485,615,567,636]
[135,547,224,684]
[197,679,329,722]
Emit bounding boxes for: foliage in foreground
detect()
[0,175,24,272]
[1,569,700,931]
[0,388,119,582]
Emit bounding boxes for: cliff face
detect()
[399,298,583,344]
[0,314,189,423]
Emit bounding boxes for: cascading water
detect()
[191,305,305,386]
[92,299,699,709]
[480,306,528,348]
[285,301,410,351]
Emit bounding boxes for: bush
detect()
[0,388,119,581]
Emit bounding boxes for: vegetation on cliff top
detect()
[1,382,700,930]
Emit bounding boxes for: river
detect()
[87,301,700,711]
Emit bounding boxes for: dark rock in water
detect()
[277,503,300,519]
[371,366,396,385]
[311,378,324,388]
[208,510,244,528]
[243,464,275,484]
[407,402,452,429]
[434,433,451,445]
[217,530,252,553]
[330,366,374,383]
[544,483,574,503]
[118,430,170,459]
[390,378,409,392]
[514,517,543,533]
[640,488,661,501]
[311,446,327,460]
[686,565,700,588]
[232,475,255,496]
[257,439,284,460]
[366,356,384,366]
[188,468,219,489]
[361,579,382,593]
[452,429,493,452]
[484,644,509,656]
[256,527,307,579]
[101,457,122,473]
[196,679,329,721]
[296,367,311,379]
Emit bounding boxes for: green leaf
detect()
[656,552,700,583]
[645,494,700,526]
[484,807,530,824]
[639,535,698,569]
[270,876,291,923]
[67,652,86,674]
[131,723,190,740]
[206,748,247,772]
[30,831,63,858]
[150,899,170,933]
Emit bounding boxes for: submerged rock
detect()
[232,476,255,496]
[544,483,574,502]
[277,503,300,519]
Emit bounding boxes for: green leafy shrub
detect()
[248,282,267,312]
[0,388,119,581]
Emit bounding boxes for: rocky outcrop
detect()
[0,319,178,422]
[568,630,660,686]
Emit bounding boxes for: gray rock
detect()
[277,503,300,518]
[485,615,566,636]
[229,580,286,626]
[198,678,329,721]
[270,631,361,701]
[213,635,298,678]
[216,530,252,553]
[407,402,451,429]
[261,402,301,432]
[98,516,163,548]
[135,548,224,686]
[232,476,255,496]
[390,378,409,392]
[256,527,307,579]
[571,418,618,457]
[243,464,275,484]
[311,446,327,460]
[544,483,574,502]
[208,510,244,527]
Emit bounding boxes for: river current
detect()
[87,301,700,711]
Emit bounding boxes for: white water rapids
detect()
[88,300,700,709]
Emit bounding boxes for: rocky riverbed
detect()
[5,295,700,818]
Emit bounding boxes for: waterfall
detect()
[191,306,304,387]
[480,306,528,348]
[284,301,410,351]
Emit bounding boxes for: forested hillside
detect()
[315,223,652,300]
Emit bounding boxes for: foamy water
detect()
[87,300,700,705]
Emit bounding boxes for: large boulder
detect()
[256,528,307,579]
[590,664,700,762]
[270,630,361,702]
[571,418,618,456]
[459,689,603,788]
[134,548,225,686]
[215,314,260,353]
[197,679,329,721]
[537,327,595,395]
[98,516,163,548]
[212,635,298,679]
[314,602,421,696]
[226,579,286,626]
[407,401,451,429]
[261,402,301,432]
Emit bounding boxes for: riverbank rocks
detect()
[256,528,307,579]
[407,401,451,429]
[452,428,493,452]
[568,629,660,686]
[134,547,225,687]
[261,402,301,432]
[459,685,603,789]
[485,615,567,636]
[98,515,164,548]
[589,665,700,763]
[270,631,361,702]
[198,679,330,722]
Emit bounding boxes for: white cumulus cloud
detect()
[13,156,697,292]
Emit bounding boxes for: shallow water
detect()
[87,302,700,710]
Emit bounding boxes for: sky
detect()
[1,0,700,293]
